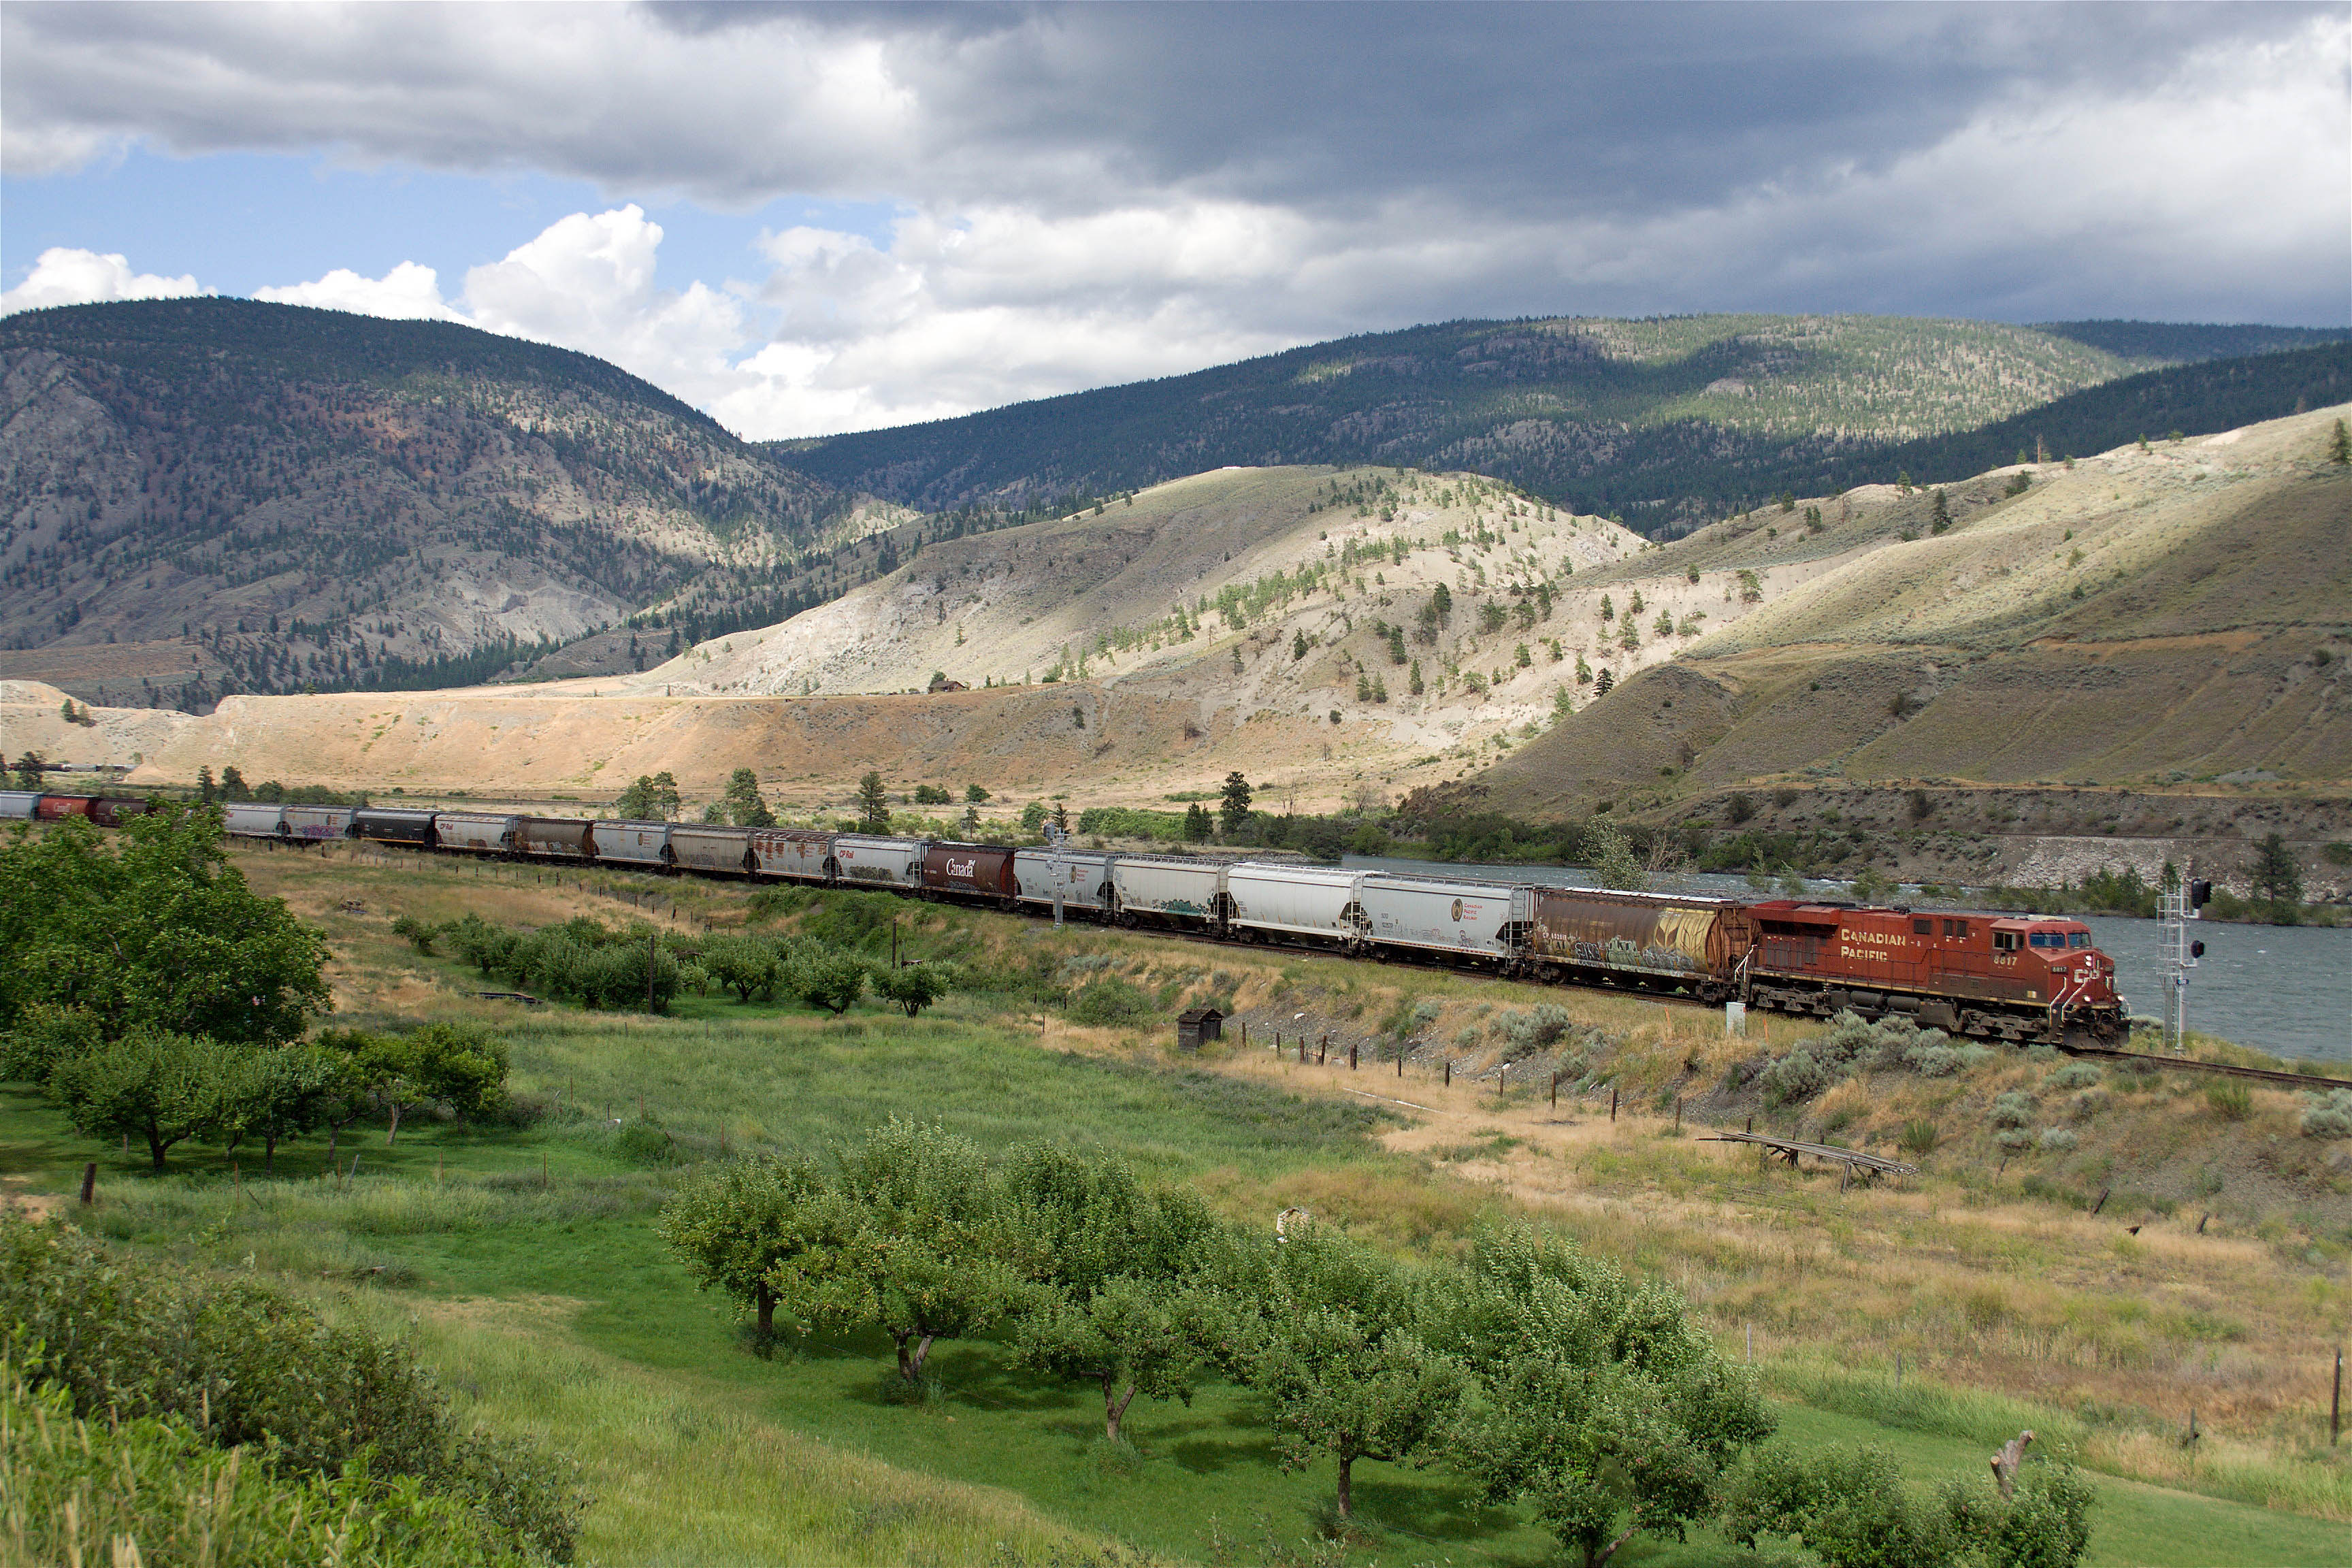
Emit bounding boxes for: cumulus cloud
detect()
[1,4,2341,434]
[253,260,462,320]
[0,246,206,314]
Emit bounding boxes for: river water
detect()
[1341,854,2352,1064]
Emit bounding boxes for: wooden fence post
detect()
[1610,1086,1618,1122]
[1550,1072,1558,1111]
[1349,1042,1357,1071]
[2334,1348,2342,1448]
[1444,1060,1451,1088]
[78,1162,96,1205]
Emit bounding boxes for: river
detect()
[1340,854,2352,1064]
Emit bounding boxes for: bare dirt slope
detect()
[1457,404,2352,822]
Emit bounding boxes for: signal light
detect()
[2191,940,2205,959]
[2188,879,2212,911]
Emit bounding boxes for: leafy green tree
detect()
[0,808,329,1049]
[1584,819,1647,891]
[232,1043,345,1171]
[659,1155,828,1339]
[1020,800,1048,832]
[1726,1441,2093,1568]
[870,962,955,1018]
[1220,772,1253,835]
[614,771,681,821]
[12,753,44,789]
[360,1023,509,1146]
[856,771,892,831]
[700,936,781,1003]
[786,948,869,1015]
[723,768,776,828]
[2249,831,2302,911]
[1004,1143,1226,1440]
[50,1030,251,1170]
[1443,1227,1770,1568]
[964,783,992,803]
[1253,1228,1466,1519]
[770,1119,1024,1383]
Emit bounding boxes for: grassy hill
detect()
[770,314,2349,530]
[1458,402,2352,822]
[0,299,882,708]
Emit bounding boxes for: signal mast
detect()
[2159,873,2210,1055]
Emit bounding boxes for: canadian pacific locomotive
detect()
[0,791,2127,1045]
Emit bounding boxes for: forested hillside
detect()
[770,314,2349,533]
[0,299,868,706]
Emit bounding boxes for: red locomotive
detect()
[1744,899,2125,1043]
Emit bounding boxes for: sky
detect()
[3,1,2346,442]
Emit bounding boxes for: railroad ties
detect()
[1698,1129,1918,1192]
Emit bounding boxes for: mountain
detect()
[1453,401,2352,822]
[769,314,2350,531]
[0,299,889,710]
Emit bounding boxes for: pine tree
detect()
[857,771,891,832]
[2331,418,2350,465]
[1408,659,1424,697]
[1930,489,1952,535]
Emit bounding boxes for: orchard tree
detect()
[0,806,329,1048]
[659,1155,828,1339]
[786,948,869,1015]
[361,1023,509,1146]
[770,1119,1024,1384]
[1252,1225,1467,1519]
[235,1044,346,1171]
[701,936,782,1003]
[870,962,955,1019]
[50,1030,251,1170]
[1439,1226,1772,1568]
[1006,1143,1231,1441]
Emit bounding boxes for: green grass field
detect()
[6,851,2348,1566]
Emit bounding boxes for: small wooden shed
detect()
[1176,1006,1225,1052]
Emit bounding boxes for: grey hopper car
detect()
[751,829,836,882]
[832,834,928,887]
[434,812,520,854]
[1225,863,1366,945]
[1107,855,1226,928]
[1360,873,1531,963]
[282,806,357,840]
[1013,849,1116,913]
[669,825,754,874]
[222,803,289,838]
[514,817,595,859]
[0,791,40,820]
[591,819,672,866]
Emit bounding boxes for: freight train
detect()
[0,791,2127,1045]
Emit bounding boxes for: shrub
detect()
[1760,1048,1833,1107]
[615,1117,680,1166]
[0,1215,584,1559]
[1989,1092,2036,1129]
[2037,1127,2078,1153]
[2298,1088,2352,1140]
[391,914,442,955]
[1997,1128,2034,1152]
[4,1361,514,1567]
[1068,973,1155,1027]
[2049,1061,2103,1091]
[1498,1002,1571,1051]
[1899,1120,1940,1157]
[2204,1081,2252,1122]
